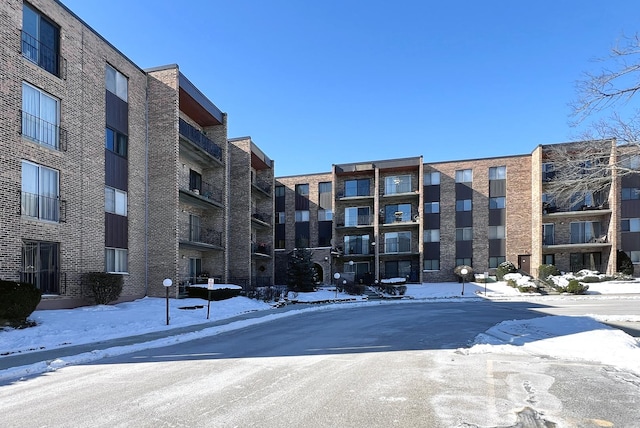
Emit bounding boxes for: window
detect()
[456,227,473,241]
[318,209,333,221]
[21,161,59,221]
[105,248,128,273]
[424,202,440,214]
[570,252,601,271]
[456,199,472,211]
[543,224,555,245]
[318,182,332,210]
[385,260,412,280]
[570,221,601,244]
[489,166,506,180]
[384,232,411,253]
[455,169,472,183]
[189,215,201,242]
[22,3,60,76]
[21,240,60,294]
[105,127,128,157]
[106,64,128,102]
[276,212,285,224]
[424,172,440,186]
[621,154,640,170]
[629,251,640,264]
[456,258,472,267]
[489,256,506,268]
[424,229,440,242]
[344,235,370,255]
[105,187,127,216]
[543,254,555,265]
[22,82,60,149]
[344,179,370,197]
[385,204,411,223]
[622,188,640,200]
[424,259,439,271]
[275,185,285,197]
[295,210,309,222]
[542,163,555,181]
[622,218,640,232]
[385,175,412,194]
[189,170,202,192]
[489,197,505,209]
[345,207,371,226]
[488,225,505,239]
[295,184,309,196]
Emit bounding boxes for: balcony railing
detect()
[21,191,66,222]
[337,214,374,227]
[22,30,66,78]
[19,269,66,295]
[570,233,608,245]
[180,222,222,247]
[253,179,271,195]
[252,242,272,256]
[179,118,223,162]
[380,241,413,254]
[20,110,67,151]
[187,180,223,205]
[252,212,272,224]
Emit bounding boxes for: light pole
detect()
[333,272,340,298]
[460,268,468,296]
[162,278,172,325]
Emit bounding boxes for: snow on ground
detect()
[1,279,640,381]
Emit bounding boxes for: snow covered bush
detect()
[84,272,123,305]
[538,264,559,281]
[503,273,538,293]
[566,279,589,294]
[496,261,517,280]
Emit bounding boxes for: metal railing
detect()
[380,241,413,254]
[187,180,223,205]
[252,242,272,256]
[179,118,223,162]
[336,213,374,227]
[20,110,67,151]
[21,191,66,222]
[180,222,222,247]
[21,30,66,78]
[251,212,272,224]
[253,179,271,195]
[19,269,66,295]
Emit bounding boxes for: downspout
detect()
[144,77,150,296]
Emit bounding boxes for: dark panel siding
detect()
[456,211,473,227]
[423,242,440,259]
[489,180,506,197]
[424,213,440,229]
[456,241,473,258]
[105,150,128,190]
[455,183,473,199]
[621,232,640,251]
[105,91,128,134]
[622,200,640,218]
[105,213,128,248]
[318,221,332,247]
[424,185,440,202]
[489,209,505,226]
[488,239,505,257]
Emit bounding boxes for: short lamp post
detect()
[460,268,468,296]
[163,278,173,325]
[333,273,340,299]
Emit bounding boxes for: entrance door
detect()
[518,255,531,274]
[22,240,60,294]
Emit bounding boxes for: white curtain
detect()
[40,92,58,147]
[21,161,38,217]
[22,83,39,141]
[39,166,59,221]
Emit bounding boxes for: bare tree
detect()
[544,34,640,208]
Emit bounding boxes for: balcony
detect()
[543,234,610,251]
[179,223,223,250]
[252,179,271,197]
[179,180,223,209]
[251,212,272,227]
[382,213,419,227]
[380,241,415,254]
[20,110,67,151]
[179,118,223,163]
[22,30,66,78]
[252,242,272,257]
[336,213,374,228]
[21,191,66,222]
[543,202,610,218]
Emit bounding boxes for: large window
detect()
[384,232,411,253]
[570,221,601,244]
[22,82,60,149]
[622,188,640,200]
[489,256,506,268]
[275,185,285,197]
[21,160,59,222]
[489,166,506,180]
[295,184,309,196]
[424,172,440,186]
[629,251,640,264]
[105,187,127,216]
[22,3,60,76]
[344,235,370,255]
[455,169,472,183]
[295,210,309,222]
[384,203,411,223]
[318,209,333,221]
[21,240,60,294]
[489,197,505,209]
[424,202,440,214]
[344,179,370,197]
[423,229,440,243]
[622,218,640,232]
[276,212,285,224]
[542,163,555,181]
[488,225,505,239]
[423,259,439,271]
[105,127,128,157]
[105,248,128,273]
[345,207,371,226]
[456,227,473,241]
[543,223,555,245]
[456,199,472,212]
[106,64,128,102]
[385,175,412,195]
[456,258,472,267]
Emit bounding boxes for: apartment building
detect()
[1,0,149,308]
[275,145,639,285]
[228,137,275,289]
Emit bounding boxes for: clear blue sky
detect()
[61,0,638,176]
